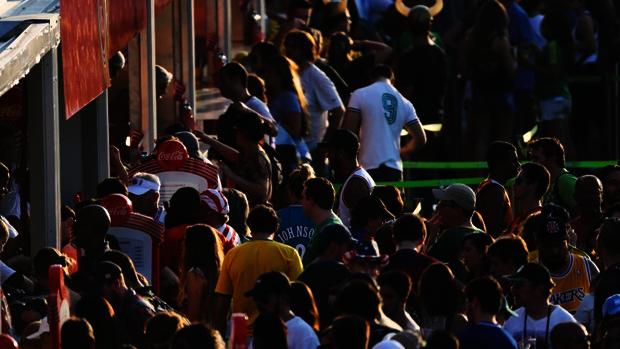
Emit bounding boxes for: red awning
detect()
[60,0,111,119]
[61,0,174,118]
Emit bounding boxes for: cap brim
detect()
[432,188,449,201]
[128,185,151,196]
[244,288,257,298]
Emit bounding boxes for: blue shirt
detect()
[458,322,519,349]
[276,205,315,259]
[508,2,536,91]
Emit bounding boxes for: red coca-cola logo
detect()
[100,194,133,226]
[156,140,189,170]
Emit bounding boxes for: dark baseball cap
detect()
[245,271,291,299]
[536,204,570,241]
[328,129,360,153]
[312,224,357,254]
[94,261,123,285]
[507,263,555,289]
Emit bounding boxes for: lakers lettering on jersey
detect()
[546,253,592,313]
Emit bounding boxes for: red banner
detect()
[108,0,173,55]
[108,0,146,54]
[60,0,111,119]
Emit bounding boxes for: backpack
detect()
[261,143,283,190]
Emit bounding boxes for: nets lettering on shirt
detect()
[382,93,398,124]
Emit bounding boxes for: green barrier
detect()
[334,177,485,190]
[401,160,617,170]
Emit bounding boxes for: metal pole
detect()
[95,90,110,181]
[29,48,61,250]
[146,0,157,153]
[258,0,266,41]
[187,0,196,111]
[223,0,231,62]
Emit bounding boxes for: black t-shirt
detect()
[298,260,351,328]
[396,45,448,124]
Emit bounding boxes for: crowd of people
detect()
[0,0,619,348]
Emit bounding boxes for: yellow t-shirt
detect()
[215,239,303,324]
[529,251,594,313]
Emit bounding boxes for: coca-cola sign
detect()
[157,140,189,170]
[100,194,133,226]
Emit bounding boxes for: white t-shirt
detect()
[286,316,320,349]
[299,64,343,150]
[348,80,420,171]
[338,167,375,227]
[503,305,577,345]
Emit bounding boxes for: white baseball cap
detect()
[128,177,160,196]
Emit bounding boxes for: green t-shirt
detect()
[429,226,483,281]
[303,213,343,265]
[544,169,577,213]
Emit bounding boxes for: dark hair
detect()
[96,177,128,198]
[327,32,353,68]
[61,317,95,349]
[284,30,317,62]
[521,212,543,251]
[171,324,224,349]
[472,0,508,49]
[519,162,551,199]
[486,141,517,170]
[62,205,76,221]
[247,205,279,235]
[371,186,404,217]
[164,187,201,228]
[74,296,118,349]
[371,64,394,80]
[304,177,336,210]
[336,279,381,321]
[223,188,250,237]
[252,313,288,349]
[329,129,360,159]
[598,165,620,185]
[247,74,266,102]
[33,247,67,278]
[487,236,529,267]
[290,281,320,331]
[234,108,270,143]
[418,263,464,318]
[183,225,223,303]
[145,312,188,349]
[529,137,566,168]
[101,249,143,288]
[393,214,426,243]
[287,0,311,13]
[218,62,248,86]
[378,271,412,301]
[425,330,459,349]
[288,164,315,200]
[598,218,620,256]
[249,42,279,76]
[466,276,504,315]
[331,315,369,349]
[462,233,494,254]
